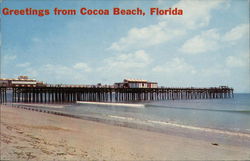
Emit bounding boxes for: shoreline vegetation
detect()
[1,104,250,160]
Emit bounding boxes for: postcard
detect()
[0,0,249,160]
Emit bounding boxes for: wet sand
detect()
[1,105,250,160]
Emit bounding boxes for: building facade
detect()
[114,79,158,88]
[0,76,44,87]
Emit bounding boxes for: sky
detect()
[0,0,249,93]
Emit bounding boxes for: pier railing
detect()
[0,86,234,103]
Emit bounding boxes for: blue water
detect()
[11,93,250,134]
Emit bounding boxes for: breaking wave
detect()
[108,115,250,138]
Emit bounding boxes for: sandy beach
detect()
[1,104,250,160]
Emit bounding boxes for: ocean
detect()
[10,93,250,135]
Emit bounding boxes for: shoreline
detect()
[1,104,250,160]
[3,103,250,148]
[7,103,250,142]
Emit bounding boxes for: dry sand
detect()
[1,105,250,160]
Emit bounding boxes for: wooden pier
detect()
[0,86,234,103]
[0,87,7,103]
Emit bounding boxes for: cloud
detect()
[181,24,249,54]
[31,37,42,43]
[42,64,74,77]
[151,57,199,87]
[3,54,17,62]
[73,63,92,72]
[19,64,76,82]
[108,0,225,52]
[200,65,230,78]
[16,62,30,68]
[103,50,151,69]
[39,64,92,83]
[23,68,39,78]
[97,50,152,80]
[226,53,249,68]
[16,62,92,84]
[152,57,196,74]
[180,29,220,54]
[14,50,152,84]
[223,24,249,41]
[108,22,185,51]
[167,0,226,29]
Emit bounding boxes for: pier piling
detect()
[0,86,234,103]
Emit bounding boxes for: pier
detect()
[0,86,233,103]
[0,77,234,103]
[0,87,7,103]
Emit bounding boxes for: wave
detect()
[145,104,250,114]
[77,101,144,108]
[8,104,250,139]
[108,115,250,138]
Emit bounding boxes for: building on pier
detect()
[0,76,44,87]
[114,79,158,88]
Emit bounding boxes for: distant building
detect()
[0,76,44,87]
[114,79,158,88]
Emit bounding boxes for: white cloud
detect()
[194,65,232,88]
[3,54,17,62]
[103,50,151,69]
[16,62,30,68]
[39,64,92,83]
[97,50,152,80]
[152,57,196,74]
[17,51,151,84]
[23,68,39,78]
[16,62,93,84]
[200,65,230,78]
[223,24,249,41]
[2,48,20,66]
[226,53,249,68]
[181,24,249,55]
[73,63,92,72]
[109,22,185,51]
[180,29,220,54]
[31,37,42,43]
[108,0,225,52]
[167,0,226,29]
[42,64,74,77]
[151,57,199,87]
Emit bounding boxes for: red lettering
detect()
[80,8,109,15]
[113,8,144,15]
[80,8,86,15]
[150,8,183,15]
[2,8,10,15]
[113,8,120,15]
[2,8,51,16]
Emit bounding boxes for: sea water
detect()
[9,93,250,134]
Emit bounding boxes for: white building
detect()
[114,79,158,88]
[0,76,43,87]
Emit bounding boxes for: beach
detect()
[1,104,250,160]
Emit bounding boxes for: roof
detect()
[0,78,36,81]
[147,82,158,84]
[124,79,147,83]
